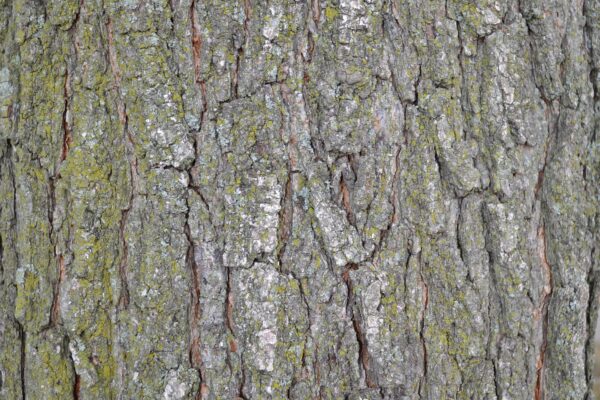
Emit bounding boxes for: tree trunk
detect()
[0,0,598,399]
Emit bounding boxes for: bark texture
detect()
[0,0,598,399]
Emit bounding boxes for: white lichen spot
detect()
[163,372,188,400]
[262,7,281,40]
[15,266,25,285]
[256,328,277,372]
[366,315,382,337]
[482,8,501,25]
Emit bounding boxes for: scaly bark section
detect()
[0,0,597,399]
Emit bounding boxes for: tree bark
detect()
[0,0,598,399]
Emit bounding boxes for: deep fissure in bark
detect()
[107,18,135,310]
[534,223,553,400]
[343,263,377,389]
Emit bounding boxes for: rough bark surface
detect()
[0,0,598,399]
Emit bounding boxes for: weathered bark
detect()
[0,0,598,399]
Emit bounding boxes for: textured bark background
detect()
[0,0,598,399]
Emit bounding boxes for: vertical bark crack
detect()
[73,374,80,400]
[585,265,597,394]
[65,336,80,400]
[224,266,247,399]
[187,4,212,397]
[183,210,204,399]
[45,64,73,330]
[225,268,237,353]
[242,0,251,43]
[45,170,59,330]
[342,263,376,388]
[107,18,136,310]
[339,174,356,228]
[225,267,236,352]
[105,17,138,400]
[18,321,25,400]
[48,255,65,328]
[60,68,72,163]
[276,82,296,271]
[417,253,428,398]
[534,223,553,400]
[238,359,247,400]
[456,197,466,267]
[190,0,202,88]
